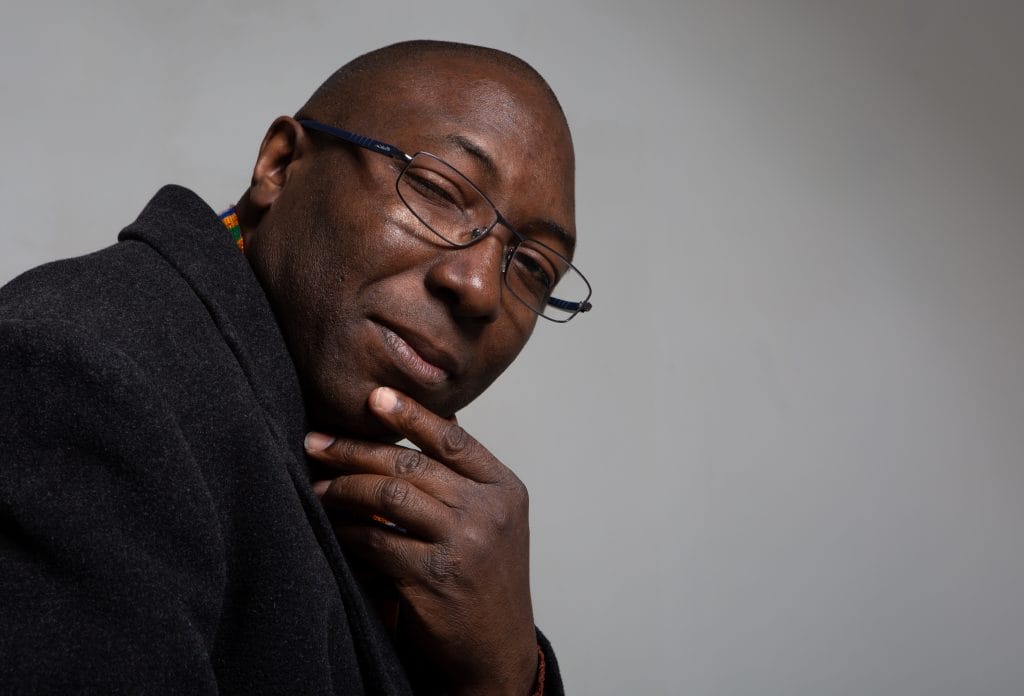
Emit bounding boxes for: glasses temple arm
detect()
[547,297,592,313]
[297,119,412,163]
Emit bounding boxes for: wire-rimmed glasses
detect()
[297,119,592,322]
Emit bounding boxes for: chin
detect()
[300,370,474,443]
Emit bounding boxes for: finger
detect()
[319,472,453,540]
[331,521,439,586]
[311,480,406,533]
[305,435,465,503]
[368,387,505,484]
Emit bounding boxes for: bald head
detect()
[296,40,569,138]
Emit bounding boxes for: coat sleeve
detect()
[0,318,227,694]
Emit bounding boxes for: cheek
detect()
[491,314,536,373]
[451,310,537,411]
[248,186,369,381]
[282,182,414,306]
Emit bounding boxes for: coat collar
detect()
[117,185,412,693]
[117,184,307,463]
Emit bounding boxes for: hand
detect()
[306,387,538,696]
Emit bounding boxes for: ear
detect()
[247,116,311,211]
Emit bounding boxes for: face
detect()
[242,57,576,440]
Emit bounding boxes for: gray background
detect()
[3,1,1023,694]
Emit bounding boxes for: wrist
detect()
[448,642,541,696]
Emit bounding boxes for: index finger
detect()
[369,387,505,484]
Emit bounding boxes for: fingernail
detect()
[304,431,335,451]
[373,387,398,413]
[312,480,331,498]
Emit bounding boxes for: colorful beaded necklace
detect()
[219,206,244,251]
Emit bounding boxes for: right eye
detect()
[402,168,463,210]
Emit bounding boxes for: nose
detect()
[425,235,506,322]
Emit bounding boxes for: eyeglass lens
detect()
[397,153,588,320]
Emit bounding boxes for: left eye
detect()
[509,247,558,295]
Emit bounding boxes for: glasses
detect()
[298,119,592,322]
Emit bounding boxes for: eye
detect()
[401,166,465,210]
[509,245,560,298]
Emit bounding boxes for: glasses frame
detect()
[297,118,592,322]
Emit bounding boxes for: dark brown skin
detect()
[308,388,537,695]
[236,51,575,695]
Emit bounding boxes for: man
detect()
[0,40,590,694]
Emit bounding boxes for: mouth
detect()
[373,321,454,387]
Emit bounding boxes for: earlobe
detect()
[247,116,308,211]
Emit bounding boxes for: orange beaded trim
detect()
[219,207,244,251]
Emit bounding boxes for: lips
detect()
[374,321,456,387]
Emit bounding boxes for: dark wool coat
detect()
[0,186,561,695]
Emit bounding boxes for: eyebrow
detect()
[445,134,501,182]
[443,133,576,255]
[529,219,577,256]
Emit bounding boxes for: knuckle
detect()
[332,437,360,464]
[461,521,489,550]
[402,403,425,428]
[488,504,517,535]
[440,423,469,456]
[377,477,410,510]
[395,448,423,476]
[494,471,528,504]
[425,544,460,583]
[509,478,529,508]
[489,482,529,531]
[362,527,392,555]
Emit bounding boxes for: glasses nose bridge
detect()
[469,216,526,277]
[469,210,522,247]
[459,228,508,273]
